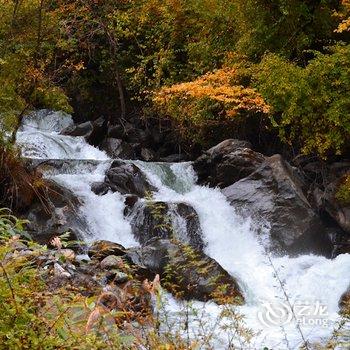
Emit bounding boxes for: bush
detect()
[0,144,46,211]
[232,0,338,61]
[0,211,253,349]
[153,67,270,147]
[335,174,350,205]
[255,46,350,157]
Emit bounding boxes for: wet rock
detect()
[87,117,107,146]
[339,285,350,313]
[332,232,350,256]
[91,181,110,196]
[194,139,263,188]
[123,195,139,216]
[106,270,129,284]
[9,240,28,251]
[100,138,135,159]
[57,249,76,261]
[25,180,87,244]
[323,177,350,234]
[54,263,71,278]
[160,154,187,163]
[130,201,170,245]
[171,203,204,250]
[129,201,204,250]
[62,117,107,146]
[61,121,93,139]
[141,148,156,162]
[124,195,139,209]
[88,240,127,261]
[107,123,127,139]
[222,154,332,255]
[203,139,252,157]
[125,127,150,145]
[100,255,125,269]
[126,239,243,303]
[27,159,104,177]
[105,160,155,197]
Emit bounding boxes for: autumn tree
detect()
[153,68,270,146]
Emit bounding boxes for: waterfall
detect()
[17,110,350,349]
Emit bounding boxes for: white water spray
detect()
[17,110,350,349]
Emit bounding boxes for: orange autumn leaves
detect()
[335,0,350,33]
[153,68,269,144]
[154,68,270,118]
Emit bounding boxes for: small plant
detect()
[0,208,28,239]
[335,174,350,206]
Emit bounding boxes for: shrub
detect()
[255,46,350,157]
[153,67,270,147]
[335,174,350,205]
[232,0,338,61]
[0,144,46,211]
[335,0,350,33]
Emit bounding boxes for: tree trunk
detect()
[36,0,44,55]
[115,68,126,122]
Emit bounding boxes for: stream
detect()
[16,110,350,349]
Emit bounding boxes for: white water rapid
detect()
[17,110,350,349]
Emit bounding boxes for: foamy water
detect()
[17,110,350,349]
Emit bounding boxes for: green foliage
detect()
[0,0,349,157]
[0,209,28,239]
[0,0,73,134]
[153,67,270,147]
[232,0,338,61]
[335,174,350,205]
[255,46,350,156]
[0,210,254,349]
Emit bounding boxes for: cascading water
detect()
[17,110,350,349]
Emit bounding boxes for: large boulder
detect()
[26,159,104,176]
[105,160,156,197]
[323,177,350,235]
[140,148,156,162]
[339,285,350,314]
[160,154,187,163]
[125,127,151,145]
[87,117,107,146]
[62,117,106,146]
[24,180,88,244]
[126,239,243,304]
[100,138,135,159]
[295,159,350,255]
[129,201,204,250]
[194,139,264,188]
[88,240,127,261]
[61,121,93,139]
[222,155,332,255]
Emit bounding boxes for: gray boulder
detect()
[339,285,350,314]
[194,139,264,188]
[88,240,127,261]
[25,180,88,244]
[141,148,156,162]
[100,138,135,159]
[129,201,204,250]
[61,121,93,139]
[323,178,350,235]
[222,155,332,255]
[105,160,156,197]
[126,239,243,304]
